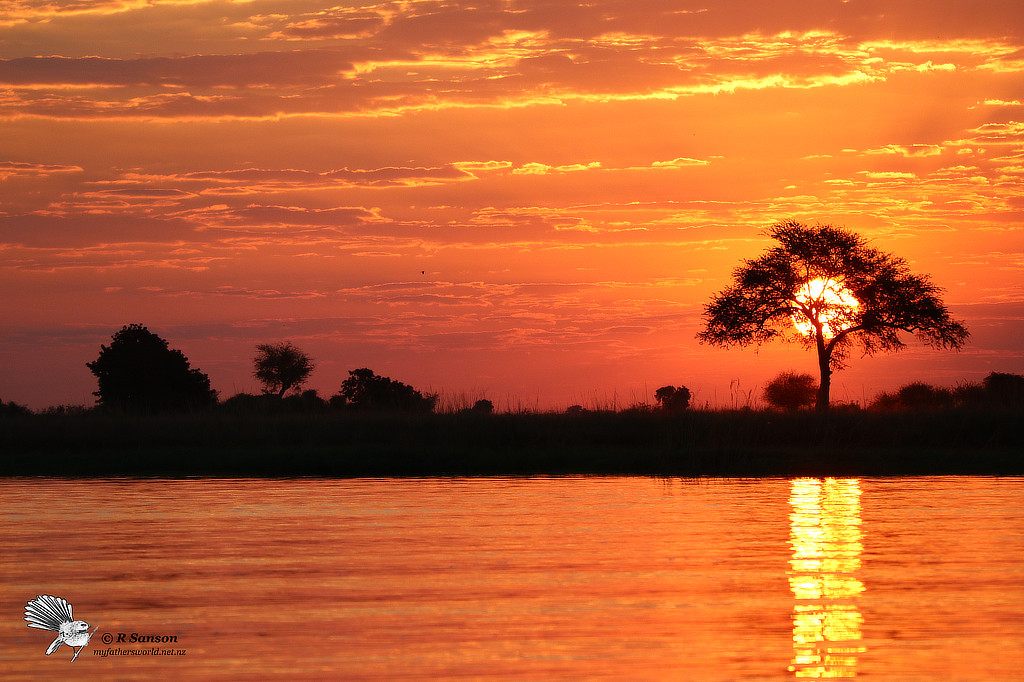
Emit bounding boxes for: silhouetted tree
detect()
[763,371,817,411]
[253,342,314,397]
[654,385,691,411]
[982,372,1024,407]
[951,371,1024,409]
[470,399,495,414]
[698,221,969,411]
[285,389,329,412]
[331,368,437,413]
[86,324,217,412]
[871,382,955,411]
[1,398,32,417]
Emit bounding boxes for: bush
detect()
[39,405,91,417]
[0,399,32,417]
[220,392,278,413]
[470,399,494,414]
[763,371,817,411]
[221,390,328,414]
[871,382,954,410]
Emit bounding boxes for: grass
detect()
[1,408,1022,477]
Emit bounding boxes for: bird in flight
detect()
[24,595,97,662]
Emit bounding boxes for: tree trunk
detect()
[815,334,831,412]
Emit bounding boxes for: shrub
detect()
[0,399,32,417]
[871,382,954,410]
[470,399,495,414]
[763,371,817,411]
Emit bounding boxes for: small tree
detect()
[332,368,437,413]
[87,324,217,412]
[763,371,817,411]
[698,221,969,411]
[253,342,314,397]
[654,385,691,411]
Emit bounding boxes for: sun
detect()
[791,277,860,339]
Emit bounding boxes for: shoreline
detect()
[2,409,1021,477]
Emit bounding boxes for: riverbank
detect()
[2,408,1021,477]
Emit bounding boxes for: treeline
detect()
[220,369,446,415]
[753,369,1024,412]
[83,324,443,415]
[869,373,1024,411]
[1,324,1023,417]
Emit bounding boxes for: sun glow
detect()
[791,278,860,339]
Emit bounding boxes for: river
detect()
[1,476,1022,679]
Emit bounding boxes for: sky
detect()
[2,0,1023,411]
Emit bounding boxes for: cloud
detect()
[113,165,475,191]
[4,4,1020,121]
[966,121,1024,145]
[453,160,514,173]
[651,157,709,168]
[512,161,602,175]
[864,144,944,157]
[0,161,82,178]
[0,50,362,87]
[860,171,919,180]
[325,165,473,186]
[0,213,198,248]
[187,204,376,229]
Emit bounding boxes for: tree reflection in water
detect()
[788,478,865,678]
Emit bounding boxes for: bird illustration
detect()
[24,595,97,662]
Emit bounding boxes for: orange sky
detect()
[2,0,1022,410]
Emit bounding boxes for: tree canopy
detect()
[253,342,315,397]
[332,368,437,413]
[654,385,691,411]
[698,221,969,411]
[86,324,217,412]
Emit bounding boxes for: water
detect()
[1,476,1021,679]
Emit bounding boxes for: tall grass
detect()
[1,407,1020,477]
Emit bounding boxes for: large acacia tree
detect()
[698,221,969,411]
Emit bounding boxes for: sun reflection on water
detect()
[788,478,865,678]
